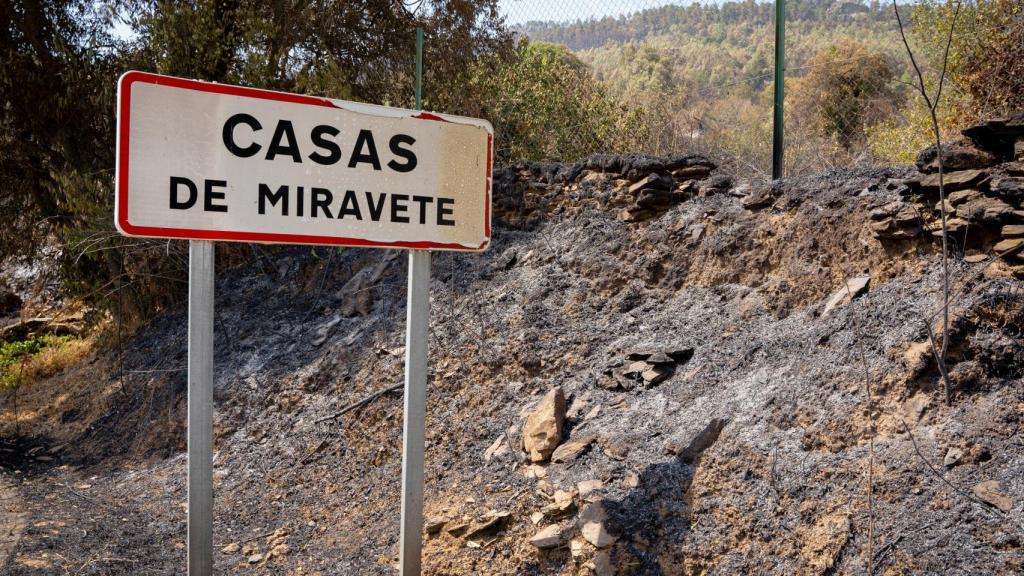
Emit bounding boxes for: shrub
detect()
[790,39,902,149]
[473,40,650,163]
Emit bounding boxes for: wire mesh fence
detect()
[404,0,1020,181]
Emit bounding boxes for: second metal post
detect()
[188,239,215,576]
[399,249,431,575]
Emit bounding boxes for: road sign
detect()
[114,69,491,576]
[116,71,492,251]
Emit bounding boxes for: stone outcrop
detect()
[522,388,567,462]
[873,112,1024,274]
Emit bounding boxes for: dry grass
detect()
[18,336,94,384]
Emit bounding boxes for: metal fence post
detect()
[772,0,787,180]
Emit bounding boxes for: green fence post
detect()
[415,26,423,111]
[772,0,786,180]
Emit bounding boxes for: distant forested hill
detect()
[517,0,904,100]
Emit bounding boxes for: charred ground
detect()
[1,139,1023,574]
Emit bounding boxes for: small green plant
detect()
[0,335,72,389]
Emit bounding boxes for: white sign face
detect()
[116,71,493,251]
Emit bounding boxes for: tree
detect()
[1,0,512,321]
[471,40,648,163]
[912,0,1024,118]
[0,1,123,257]
[791,39,901,149]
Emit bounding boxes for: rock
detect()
[1017,138,1024,161]
[1003,225,1024,237]
[578,502,616,548]
[904,393,931,423]
[990,176,1024,199]
[247,553,264,564]
[935,188,981,212]
[973,480,1013,512]
[267,527,288,548]
[928,217,969,237]
[523,388,567,462]
[221,542,241,554]
[634,187,675,210]
[870,218,920,239]
[524,464,548,479]
[269,543,290,557]
[543,489,577,514]
[601,438,629,461]
[640,365,670,385]
[622,360,652,379]
[916,140,998,173]
[590,550,615,576]
[529,524,570,549]
[551,435,597,463]
[995,237,1024,255]
[495,249,517,271]
[484,434,508,462]
[962,113,1024,154]
[465,510,510,538]
[577,480,604,499]
[671,165,712,180]
[699,174,733,196]
[425,516,447,535]
[943,447,964,468]
[964,253,988,263]
[956,196,1012,223]
[445,520,470,536]
[338,254,397,317]
[530,511,544,524]
[628,173,672,195]
[821,275,870,316]
[619,207,653,222]
[919,169,989,193]
[645,351,674,365]
[741,186,777,210]
[869,202,921,239]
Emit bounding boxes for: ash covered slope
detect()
[4,120,1024,575]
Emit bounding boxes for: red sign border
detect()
[116,71,492,252]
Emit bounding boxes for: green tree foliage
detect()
[911,0,1024,118]
[472,40,648,163]
[0,1,123,259]
[1,0,510,322]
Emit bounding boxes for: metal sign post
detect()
[399,26,428,576]
[399,249,430,575]
[187,239,215,575]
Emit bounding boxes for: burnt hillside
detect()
[1,115,1024,575]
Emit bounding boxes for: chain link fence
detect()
[409,0,1007,181]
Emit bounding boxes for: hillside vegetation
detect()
[521,0,1023,172]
